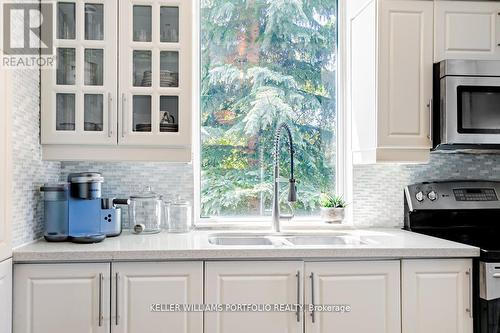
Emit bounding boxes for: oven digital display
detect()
[453,188,498,201]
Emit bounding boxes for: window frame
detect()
[192,0,352,228]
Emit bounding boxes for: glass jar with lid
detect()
[161,196,172,230]
[128,186,162,234]
[167,196,192,233]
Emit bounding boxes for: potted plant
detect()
[319,194,347,223]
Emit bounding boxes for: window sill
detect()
[194,217,355,231]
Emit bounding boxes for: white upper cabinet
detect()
[305,261,400,333]
[377,0,433,161]
[205,261,303,333]
[112,262,203,333]
[348,0,433,164]
[402,259,473,333]
[119,0,192,147]
[435,1,500,61]
[41,0,194,161]
[41,0,118,145]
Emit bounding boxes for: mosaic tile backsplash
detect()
[11,69,60,247]
[14,149,500,244]
[60,152,500,230]
[353,152,500,227]
[60,162,194,228]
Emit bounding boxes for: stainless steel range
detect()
[404,180,500,333]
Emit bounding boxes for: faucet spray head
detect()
[288,178,297,202]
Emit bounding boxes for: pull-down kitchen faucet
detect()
[272,123,297,233]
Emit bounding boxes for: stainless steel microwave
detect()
[433,60,500,150]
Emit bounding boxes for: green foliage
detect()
[201,0,337,217]
[319,193,346,208]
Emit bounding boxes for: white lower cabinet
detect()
[12,258,475,333]
[13,262,203,333]
[402,259,473,333]
[14,263,111,333]
[305,261,401,333]
[204,261,303,333]
[205,260,400,333]
[0,258,12,333]
[112,262,203,333]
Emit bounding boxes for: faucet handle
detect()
[288,178,297,202]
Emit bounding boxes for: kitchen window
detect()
[198,0,339,221]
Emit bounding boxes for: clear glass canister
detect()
[128,186,162,234]
[161,198,171,230]
[167,197,192,233]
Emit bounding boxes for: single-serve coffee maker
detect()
[41,172,129,244]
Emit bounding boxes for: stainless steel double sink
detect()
[208,232,369,246]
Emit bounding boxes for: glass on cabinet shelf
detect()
[133,5,152,42]
[56,48,75,85]
[85,4,104,40]
[133,95,152,132]
[159,96,178,132]
[84,49,104,86]
[84,94,103,131]
[57,2,76,40]
[133,50,152,87]
[56,93,75,131]
[160,7,179,43]
[160,51,179,87]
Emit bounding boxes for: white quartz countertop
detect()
[13,229,479,263]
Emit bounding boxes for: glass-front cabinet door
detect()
[41,0,117,145]
[119,0,192,146]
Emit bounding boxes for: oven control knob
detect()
[415,191,424,202]
[428,191,437,201]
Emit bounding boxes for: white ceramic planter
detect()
[320,207,345,223]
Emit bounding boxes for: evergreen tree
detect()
[201,0,337,216]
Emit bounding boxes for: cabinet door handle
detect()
[466,268,472,318]
[121,93,127,138]
[497,13,500,46]
[108,92,113,138]
[98,273,104,327]
[295,271,300,323]
[310,272,315,323]
[427,98,432,143]
[115,272,120,326]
